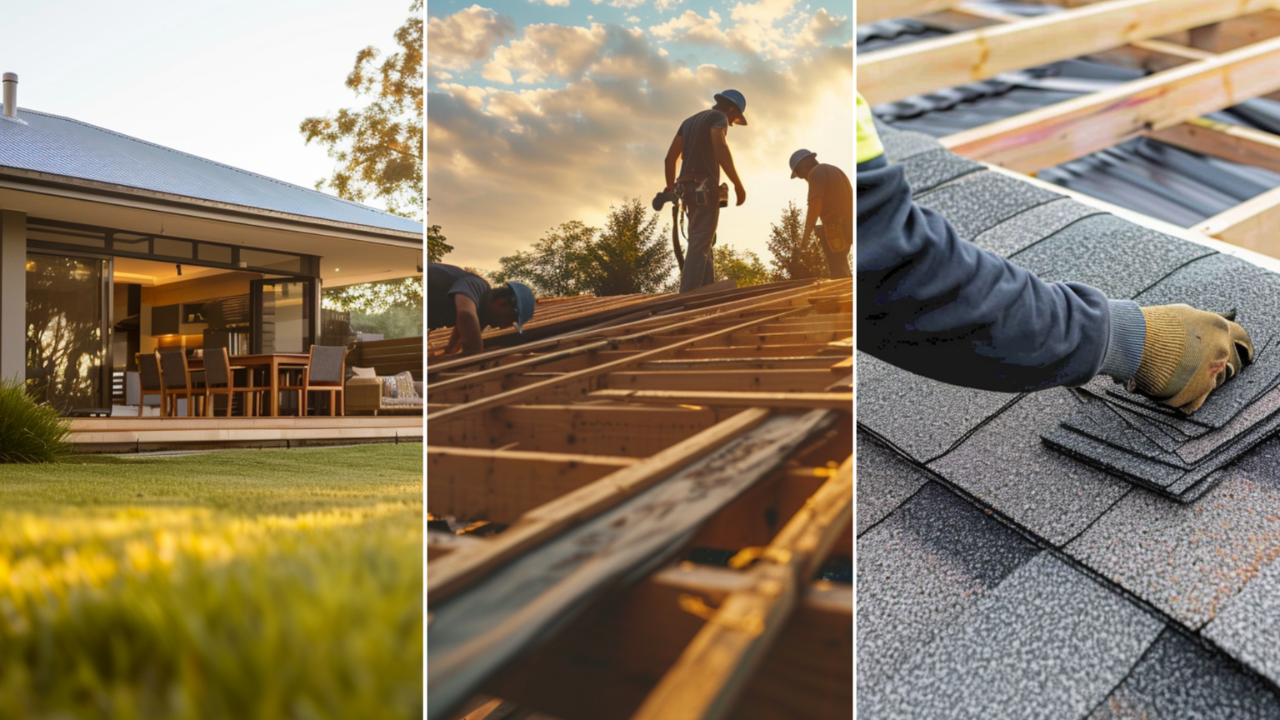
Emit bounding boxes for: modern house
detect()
[0,73,423,413]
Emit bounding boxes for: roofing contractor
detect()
[856,92,1254,414]
[663,89,749,293]
[790,148,853,280]
[427,263,535,357]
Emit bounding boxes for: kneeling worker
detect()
[790,148,852,279]
[427,263,535,357]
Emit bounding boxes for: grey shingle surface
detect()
[1007,214,1216,299]
[879,125,944,163]
[857,352,1020,463]
[970,197,1105,257]
[1066,452,1280,629]
[0,108,422,234]
[929,389,1131,547]
[1135,253,1280,352]
[860,553,1163,720]
[894,148,984,195]
[1205,555,1280,690]
[1088,629,1280,720]
[856,432,928,536]
[915,171,1063,240]
[856,483,1039,700]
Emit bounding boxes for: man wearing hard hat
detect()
[663,89,749,292]
[427,263,535,356]
[790,148,852,279]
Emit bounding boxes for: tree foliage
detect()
[492,221,598,297]
[301,0,423,219]
[494,200,675,298]
[767,201,827,281]
[323,277,423,314]
[587,198,675,296]
[428,224,452,264]
[714,244,770,288]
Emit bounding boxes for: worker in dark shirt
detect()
[427,264,535,356]
[790,149,852,279]
[664,89,748,293]
[856,92,1253,414]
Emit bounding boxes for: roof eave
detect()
[0,165,423,247]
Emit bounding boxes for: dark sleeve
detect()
[710,110,728,131]
[447,276,489,310]
[856,157,1145,392]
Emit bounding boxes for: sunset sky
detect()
[427,0,853,273]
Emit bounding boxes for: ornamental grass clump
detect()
[0,378,71,463]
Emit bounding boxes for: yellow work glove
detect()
[1130,305,1255,414]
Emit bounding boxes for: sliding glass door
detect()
[25,253,111,412]
[250,278,316,354]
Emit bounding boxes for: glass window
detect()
[242,249,302,274]
[25,254,108,412]
[27,227,106,249]
[198,243,233,264]
[113,234,151,254]
[153,238,193,259]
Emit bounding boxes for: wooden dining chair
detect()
[157,348,203,417]
[281,345,347,416]
[202,348,263,417]
[135,352,163,417]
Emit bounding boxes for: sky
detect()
[426,0,853,273]
[0,0,414,213]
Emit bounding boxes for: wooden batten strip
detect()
[1196,184,1280,251]
[857,0,961,24]
[942,34,1280,172]
[632,457,853,720]
[1150,118,1280,175]
[858,0,1275,105]
[589,389,853,410]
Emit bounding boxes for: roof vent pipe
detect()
[2,73,16,118]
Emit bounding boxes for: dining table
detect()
[185,352,311,417]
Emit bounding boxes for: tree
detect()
[586,198,675,296]
[428,224,452,263]
[349,304,423,340]
[713,244,770,287]
[323,277,423,314]
[301,0,423,219]
[492,221,598,297]
[767,201,827,281]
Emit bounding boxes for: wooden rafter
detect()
[1196,184,1280,251]
[857,0,962,25]
[858,0,1277,105]
[1149,118,1280,176]
[940,34,1280,173]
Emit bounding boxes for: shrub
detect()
[0,378,71,463]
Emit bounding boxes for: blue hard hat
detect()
[506,281,536,333]
[790,148,817,178]
[713,89,748,125]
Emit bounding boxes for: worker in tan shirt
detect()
[790,149,852,279]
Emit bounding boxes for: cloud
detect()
[427,5,517,71]
[796,7,850,47]
[483,23,611,84]
[655,0,683,11]
[426,20,852,268]
[650,10,728,45]
[529,0,570,6]
[725,0,802,58]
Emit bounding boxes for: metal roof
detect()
[0,107,422,236]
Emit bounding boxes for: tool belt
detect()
[816,218,852,254]
[677,175,729,208]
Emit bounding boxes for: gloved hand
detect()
[1130,305,1255,414]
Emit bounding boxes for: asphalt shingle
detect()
[894,148,985,196]
[857,352,1020,463]
[860,553,1163,720]
[1007,214,1216,299]
[1066,447,1280,629]
[856,432,928,536]
[929,389,1131,547]
[970,197,1105,258]
[915,171,1063,240]
[1088,629,1280,719]
[878,124,944,163]
[1204,555,1280,690]
[856,483,1040,701]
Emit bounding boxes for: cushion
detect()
[379,376,400,398]
[350,366,376,379]
[393,371,419,399]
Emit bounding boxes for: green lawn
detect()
[0,443,423,719]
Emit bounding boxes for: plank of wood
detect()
[427,447,638,525]
[1195,183,1280,251]
[426,410,838,720]
[632,457,852,720]
[480,566,850,720]
[1149,118,1280,176]
[829,356,854,375]
[942,33,1280,172]
[604,370,838,393]
[858,0,1275,104]
[429,306,808,424]
[428,529,483,561]
[857,0,961,24]
[589,390,853,411]
[427,408,771,606]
